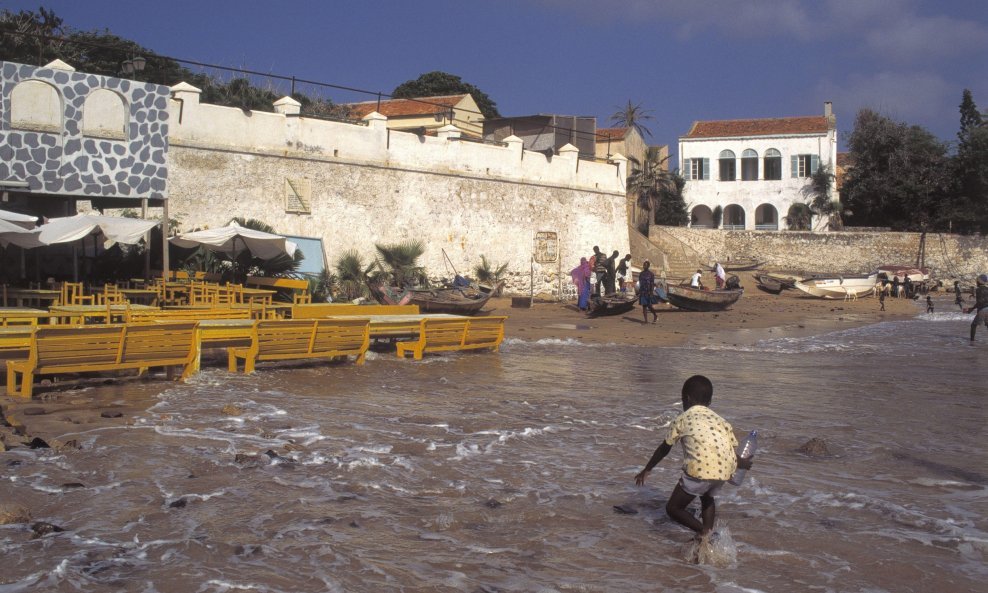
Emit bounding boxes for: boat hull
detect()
[368,283,497,315]
[666,285,743,311]
[793,273,878,299]
[586,294,637,317]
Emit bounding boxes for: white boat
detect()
[793,272,879,300]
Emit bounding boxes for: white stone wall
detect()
[679,130,837,232]
[653,226,988,279]
[163,86,629,296]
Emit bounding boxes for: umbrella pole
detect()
[72,243,78,282]
[161,199,170,279]
[142,198,150,280]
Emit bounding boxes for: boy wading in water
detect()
[635,375,752,542]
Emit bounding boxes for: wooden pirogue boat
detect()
[666,284,743,312]
[368,282,499,315]
[793,272,878,300]
[754,272,798,294]
[586,293,637,318]
[721,258,764,272]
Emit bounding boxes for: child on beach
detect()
[635,375,752,541]
[926,296,934,313]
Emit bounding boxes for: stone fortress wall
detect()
[653,226,988,281]
[164,85,630,296]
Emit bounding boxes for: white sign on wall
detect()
[534,231,558,263]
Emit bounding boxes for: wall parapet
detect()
[167,86,626,195]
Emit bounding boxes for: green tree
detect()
[952,90,988,234]
[473,255,508,295]
[628,148,688,229]
[374,241,427,288]
[805,164,849,230]
[785,203,812,231]
[610,100,654,138]
[392,71,500,119]
[334,249,375,301]
[0,7,68,65]
[842,109,952,231]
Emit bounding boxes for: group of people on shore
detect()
[569,246,633,310]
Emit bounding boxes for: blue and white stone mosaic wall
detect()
[0,60,169,200]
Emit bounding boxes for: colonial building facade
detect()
[679,103,837,231]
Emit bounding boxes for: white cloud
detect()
[865,15,988,62]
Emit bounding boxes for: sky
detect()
[3,0,986,158]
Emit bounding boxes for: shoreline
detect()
[0,274,927,451]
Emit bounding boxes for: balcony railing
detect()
[723,224,745,231]
[755,223,779,231]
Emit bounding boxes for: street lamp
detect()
[120,56,146,78]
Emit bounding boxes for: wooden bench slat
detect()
[396,316,506,360]
[227,318,370,373]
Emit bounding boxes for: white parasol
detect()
[170,221,297,261]
[37,213,159,247]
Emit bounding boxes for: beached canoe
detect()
[368,281,500,315]
[586,293,637,318]
[721,258,764,272]
[793,272,878,299]
[666,284,743,312]
[755,276,784,294]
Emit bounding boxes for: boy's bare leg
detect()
[665,483,703,533]
[699,494,716,536]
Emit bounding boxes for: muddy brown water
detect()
[1,310,986,592]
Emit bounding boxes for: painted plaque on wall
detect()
[534,231,558,263]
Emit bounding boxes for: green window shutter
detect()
[811,155,820,173]
[791,155,798,178]
[702,158,710,180]
[684,158,691,179]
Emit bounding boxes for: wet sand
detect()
[0,272,923,451]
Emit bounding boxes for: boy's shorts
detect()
[680,472,726,497]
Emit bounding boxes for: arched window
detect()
[82,89,127,140]
[763,148,782,180]
[718,149,736,181]
[741,149,758,181]
[755,204,779,230]
[690,205,714,228]
[10,80,61,132]
[724,204,746,229]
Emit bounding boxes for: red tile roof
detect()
[345,94,469,119]
[683,116,830,139]
[596,127,628,141]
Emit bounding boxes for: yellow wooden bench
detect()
[291,303,420,318]
[6,322,199,399]
[396,316,506,360]
[245,276,310,303]
[227,318,370,374]
[126,308,252,322]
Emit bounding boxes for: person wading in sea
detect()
[965,274,988,341]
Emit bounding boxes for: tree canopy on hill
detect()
[391,71,500,120]
[0,7,341,115]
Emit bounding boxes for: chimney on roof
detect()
[824,101,835,129]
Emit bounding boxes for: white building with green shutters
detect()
[679,102,838,231]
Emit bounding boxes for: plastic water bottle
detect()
[729,430,757,486]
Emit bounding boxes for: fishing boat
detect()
[877,265,930,283]
[367,281,501,315]
[755,276,784,294]
[720,258,764,272]
[665,283,743,312]
[793,272,878,299]
[586,293,638,317]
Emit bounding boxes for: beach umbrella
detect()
[170,221,297,261]
[0,208,39,227]
[37,213,159,247]
[0,219,44,248]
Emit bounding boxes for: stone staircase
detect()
[630,226,705,281]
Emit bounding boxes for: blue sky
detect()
[4,0,986,156]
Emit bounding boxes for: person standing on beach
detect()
[965,274,988,341]
[713,263,726,289]
[634,375,752,543]
[604,250,619,295]
[617,254,633,293]
[954,281,965,310]
[879,288,886,311]
[926,296,934,313]
[570,257,592,311]
[637,260,659,324]
[592,246,607,297]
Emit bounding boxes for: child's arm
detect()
[635,442,672,485]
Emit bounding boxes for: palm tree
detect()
[374,241,428,288]
[786,203,812,231]
[610,100,654,138]
[335,249,376,301]
[628,147,688,228]
[806,164,850,229]
[473,255,509,295]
